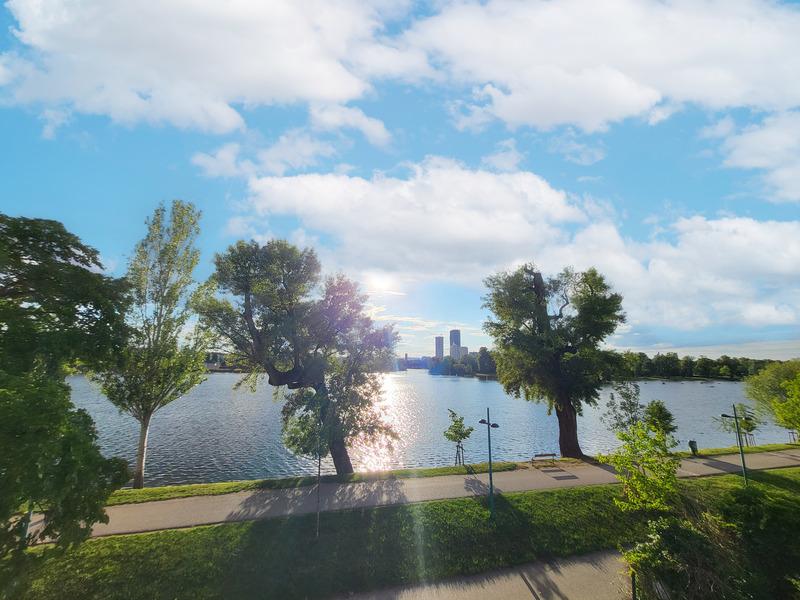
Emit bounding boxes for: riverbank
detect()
[106,442,797,506]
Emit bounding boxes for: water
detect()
[69,371,792,486]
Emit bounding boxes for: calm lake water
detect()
[69,370,792,486]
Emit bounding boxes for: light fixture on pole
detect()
[720,404,750,486]
[479,407,500,519]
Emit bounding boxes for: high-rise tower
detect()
[449,329,461,359]
[435,335,444,359]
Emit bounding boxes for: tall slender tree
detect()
[91,201,208,488]
[483,265,625,457]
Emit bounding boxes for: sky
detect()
[1,0,799,360]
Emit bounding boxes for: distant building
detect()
[449,329,461,359]
[460,346,468,357]
[435,336,444,359]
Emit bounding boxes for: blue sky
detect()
[2,0,799,359]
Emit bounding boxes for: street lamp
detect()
[479,407,500,519]
[720,404,750,486]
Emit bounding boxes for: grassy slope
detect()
[9,466,800,600]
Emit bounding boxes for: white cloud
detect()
[400,0,800,131]
[242,156,585,282]
[719,111,800,201]
[481,138,524,172]
[193,133,338,179]
[310,104,392,147]
[256,130,338,176]
[3,0,382,132]
[547,129,605,165]
[226,158,800,336]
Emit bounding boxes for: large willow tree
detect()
[197,239,396,474]
[483,265,625,458]
[91,201,209,488]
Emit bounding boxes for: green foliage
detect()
[0,371,129,561]
[625,515,747,600]
[643,399,678,436]
[714,403,761,442]
[599,422,680,512]
[483,264,625,456]
[477,347,496,375]
[744,359,800,418]
[443,409,474,465]
[0,214,130,562]
[90,201,209,488]
[601,380,643,432]
[774,373,800,432]
[198,240,397,474]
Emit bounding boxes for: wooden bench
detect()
[532,453,557,466]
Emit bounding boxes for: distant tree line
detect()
[621,351,776,380]
[428,347,497,377]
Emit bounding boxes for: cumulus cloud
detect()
[547,129,605,165]
[242,156,585,282]
[226,158,800,334]
[5,0,800,139]
[400,0,800,131]
[193,132,338,178]
[719,111,800,201]
[310,104,392,147]
[2,0,382,132]
[481,138,524,171]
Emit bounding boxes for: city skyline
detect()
[1,1,799,360]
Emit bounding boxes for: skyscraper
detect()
[435,335,444,359]
[450,329,461,359]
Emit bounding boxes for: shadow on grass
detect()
[748,469,800,495]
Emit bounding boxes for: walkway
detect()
[50,448,800,538]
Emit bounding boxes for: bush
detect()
[625,516,747,600]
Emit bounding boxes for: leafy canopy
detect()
[0,213,130,558]
[483,265,625,412]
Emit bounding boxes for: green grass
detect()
[672,442,799,459]
[107,461,519,505]
[106,443,800,505]
[7,467,800,600]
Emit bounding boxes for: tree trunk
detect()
[329,438,353,474]
[555,401,584,458]
[133,413,153,489]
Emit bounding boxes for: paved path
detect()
[29,447,797,539]
[337,549,631,600]
[25,448,800,600]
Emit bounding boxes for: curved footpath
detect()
[79,448,800,538]
[28,449,800,600]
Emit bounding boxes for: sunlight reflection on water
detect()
[69,371,791,486]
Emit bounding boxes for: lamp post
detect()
[479,407,500,519]
[720,404,749,486]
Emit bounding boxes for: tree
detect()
[90,201,208,488]
[477,347,497,375]
[483,265,625,457]
[0,213,130,559]
[197,240,396,474]
[744,359,800,420]
[443,409,474,466]
[774,373,800,432]
[643,399,678,436]
[601,380,644,433]
[599,422,680,512]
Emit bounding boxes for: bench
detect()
[532,453,557,466]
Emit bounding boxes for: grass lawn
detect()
[106,461,519,505]
[7,466,800,600]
